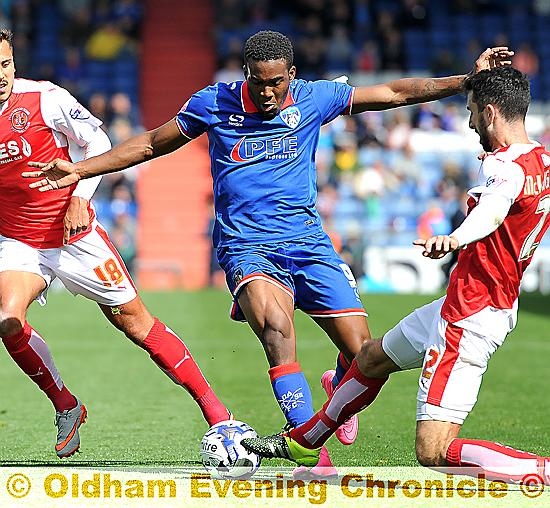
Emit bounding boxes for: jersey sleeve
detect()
[310,80,354,125]
[40,83,103,147]
[175,85,216,139]
[469,154,525,204]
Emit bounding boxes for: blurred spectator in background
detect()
[540,117,550,147]
[440,188,468,285]
[110,91,143,130]
[88,92,110,123]
[385,111,412,151]
[214,54,243,83]
[57,46,87,98]
[112,0,143,39]
[85,21,128,60]
[398,0,428,29]
[417,202,450,240]
[431,49,464,77]
[412,103,441,130]
[61,5,93,48]
[513,42,539,77]
[325,24,354,74]
[355,39,379,73]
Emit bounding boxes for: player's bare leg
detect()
[238,279,296,367]
[0,270,85,457]
[238,279,336,477]
[98,296,230,426]
[415,420,461,467]
[313,314,371,361]
[417,420,550,483]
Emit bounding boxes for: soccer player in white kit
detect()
[241,66,550,484]
[0,29,231,458]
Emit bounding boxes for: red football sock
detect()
[446,438,550,484]
[142,318,229,426]
[2,322,76,412]
[290,359,387,448]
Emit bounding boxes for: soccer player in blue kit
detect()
[25,31,512,477]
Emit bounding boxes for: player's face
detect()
[245,59,296,119]
[467,92,492,152]
[0,40,14,104]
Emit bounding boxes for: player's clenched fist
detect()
[23,159,81,191]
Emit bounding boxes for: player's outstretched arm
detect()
[351,47,513,113]
[414,192,512,259]
[24,119,188,191]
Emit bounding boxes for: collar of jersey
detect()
[240,81,295,114]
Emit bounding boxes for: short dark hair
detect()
[464,66,530,122]
[0,28,13,48]
[243,30,293,68]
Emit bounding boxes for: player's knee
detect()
[415,440,447,467]
[356,339,392,378]
[0,306,26,339]
[262,310,292,341]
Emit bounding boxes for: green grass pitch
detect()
[0,290,547,467]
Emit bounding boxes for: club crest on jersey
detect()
[233,268,243,287]
[280,106,301,129]
[69,103,91,120]
[10,107,30,133]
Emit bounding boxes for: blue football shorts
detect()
[217,231,367,321]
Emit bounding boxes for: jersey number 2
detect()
[519,195,550,261]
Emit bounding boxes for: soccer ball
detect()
[200,420,261,480]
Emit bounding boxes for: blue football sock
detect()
[269,362,314,427]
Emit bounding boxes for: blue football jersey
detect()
[175,78,353,247]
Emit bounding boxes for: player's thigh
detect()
[416,307,507,426]
[217,243,295,330]
[291,232,366,320]
[0,236,51,330]
[382,297,444,371]
[46,225,138,307]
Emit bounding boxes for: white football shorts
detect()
[0,222,137,306]
[382,296,518,424]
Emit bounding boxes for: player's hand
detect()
[413,235,460,259]
[23,159,80,191]
[63,196,90,245]
[472,47,514,74]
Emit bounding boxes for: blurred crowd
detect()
[211,0,550,287]
[1,0,143,276]
[214,0,545,83]
[2,1,549,287]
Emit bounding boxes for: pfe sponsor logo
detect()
[230,135,298,162]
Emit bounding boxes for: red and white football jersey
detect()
[442,143,550,323]
[0,79,103,248]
